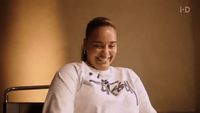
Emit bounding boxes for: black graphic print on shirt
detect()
[89,77,139,105]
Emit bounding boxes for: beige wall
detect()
[0,0,68,113]
[0,0,199,113]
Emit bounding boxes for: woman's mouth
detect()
[96,56,111,64]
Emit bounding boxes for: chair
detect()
[3,85,49,113]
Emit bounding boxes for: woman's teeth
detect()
[96,57,110,63]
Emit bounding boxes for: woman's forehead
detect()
[91,41,117,44]
[88,27,117,41]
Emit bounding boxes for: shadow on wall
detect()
[192,0,200,112]
[0,1,12,113]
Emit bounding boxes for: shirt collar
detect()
[82,61,113,79]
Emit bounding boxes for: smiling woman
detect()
[81,17,117,70]
[42,17,157,113]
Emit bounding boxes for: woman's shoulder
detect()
[112,66,140,80]
[59,61,83,75]
[61,62,82,69]
[113,66,134,73]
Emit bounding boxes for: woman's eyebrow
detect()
[110,41,117,44]
[92,41,103,44]
[92,41,117,44]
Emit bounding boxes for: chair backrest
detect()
[3,85,49,113]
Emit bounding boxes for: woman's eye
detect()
[93,44,116,49]
[109,45,116,48]
[93,44,103,48]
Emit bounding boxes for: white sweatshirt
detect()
[43,62,157,113]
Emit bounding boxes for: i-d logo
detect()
[180,6,191,14]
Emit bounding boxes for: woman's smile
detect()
[85,26,117,70]
[96,56,111,64]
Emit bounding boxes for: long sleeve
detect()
[42,64,80,113]
[130,70,157,113]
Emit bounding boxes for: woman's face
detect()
[85,26,117,70]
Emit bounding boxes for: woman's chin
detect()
[94,63,110,70]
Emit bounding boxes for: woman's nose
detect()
[101,46,110,57]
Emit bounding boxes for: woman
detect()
[42,17,157,113]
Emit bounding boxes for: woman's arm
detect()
[42,64,79,113]
[130,69,157,113]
